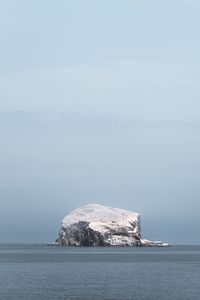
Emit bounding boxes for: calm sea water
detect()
[0,244,200,300]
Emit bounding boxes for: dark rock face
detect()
[56,221,107,247]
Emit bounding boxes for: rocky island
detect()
[55,203,168,247]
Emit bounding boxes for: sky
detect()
[0,0,200,244]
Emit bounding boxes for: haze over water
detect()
[1,1,200,299]
[0,0,200,245]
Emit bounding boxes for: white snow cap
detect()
[62,203,140,229]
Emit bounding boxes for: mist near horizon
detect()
[0,111,199,244]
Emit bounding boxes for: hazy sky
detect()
[0,0,200,244]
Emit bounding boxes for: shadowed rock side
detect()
[57,221,106,247]
[55,204,168,247]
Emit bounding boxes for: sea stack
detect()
[55,203,168,247]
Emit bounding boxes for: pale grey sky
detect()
[0,0,200,244]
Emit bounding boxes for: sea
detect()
[0,244,200,300]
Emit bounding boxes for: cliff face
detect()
[55,204,168,247]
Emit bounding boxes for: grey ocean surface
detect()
[0,244,200,300]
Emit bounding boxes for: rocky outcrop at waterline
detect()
[54,204,169,247]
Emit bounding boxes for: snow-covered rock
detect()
[55,204,168,247]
